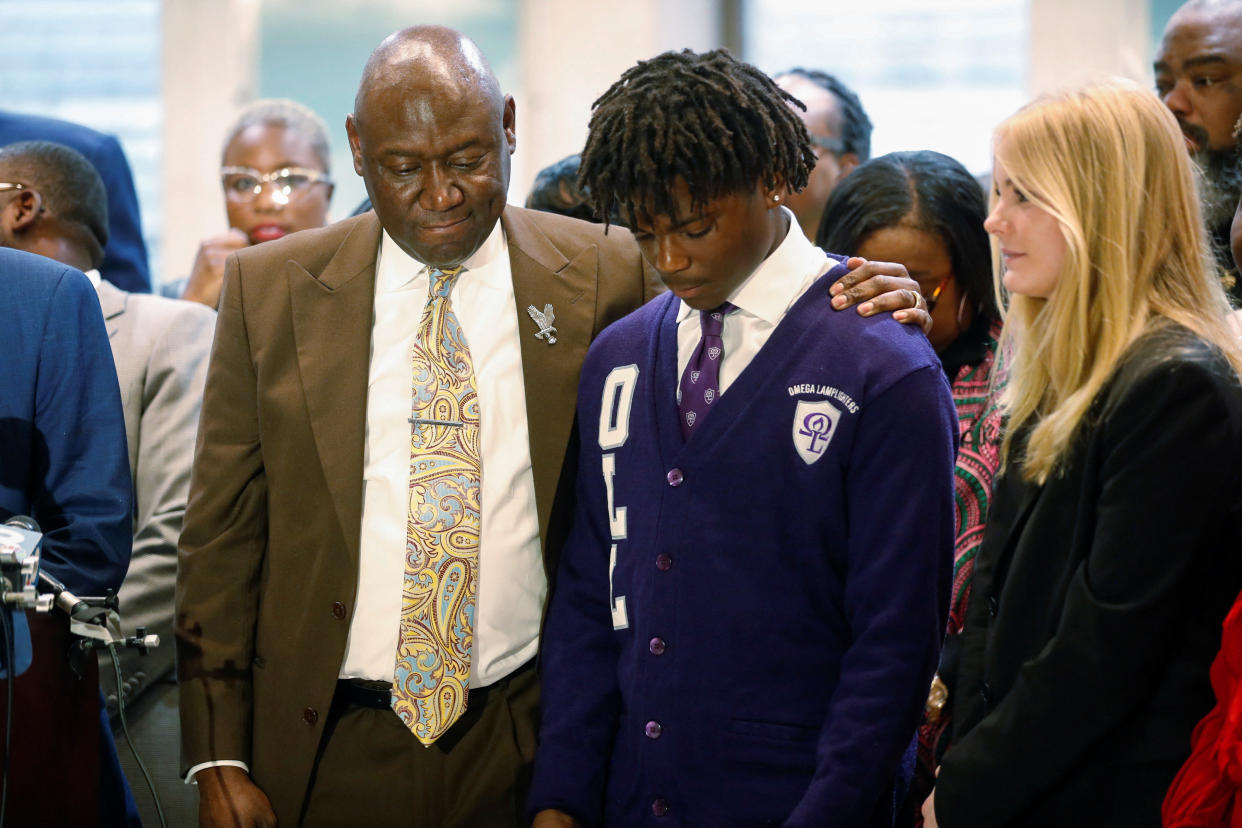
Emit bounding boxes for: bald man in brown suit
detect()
[176,25,656,827]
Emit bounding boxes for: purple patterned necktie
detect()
[679,302,736,440]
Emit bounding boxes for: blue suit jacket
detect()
[0,111,151,294]
[0,247,131,596]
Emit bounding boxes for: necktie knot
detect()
[429,265,464,299]
[700,301,736,337]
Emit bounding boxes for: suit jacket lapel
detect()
[502,208,598,550]
[288,213,382,560]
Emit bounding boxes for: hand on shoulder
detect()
[829,256,933,333]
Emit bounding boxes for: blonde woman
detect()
[922,80,1242,828]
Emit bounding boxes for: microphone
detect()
[0,515,42,605]
[25,522,159,649]
[35,570,85,619]
[2,515,38,533]
[16,516,109,623]
[0,515,43,679]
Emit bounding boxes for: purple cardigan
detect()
[530,272,959,827]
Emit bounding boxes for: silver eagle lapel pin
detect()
[526,303,558,344]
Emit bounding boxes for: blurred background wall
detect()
[0,0,1172,292]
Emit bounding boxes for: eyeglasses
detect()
[807,134,847,156]
[924,275,950,312]
[220,166,332,205]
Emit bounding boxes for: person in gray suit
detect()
[0,139,214,826]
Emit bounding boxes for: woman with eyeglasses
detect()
[817,151,1004,819]
[171,98,334,308]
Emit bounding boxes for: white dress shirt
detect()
[676,209,832,392]
[341,221,545,687]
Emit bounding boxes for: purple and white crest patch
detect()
[792,399,841,465]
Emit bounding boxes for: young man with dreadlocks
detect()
[527,49,958,828]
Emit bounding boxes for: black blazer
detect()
[935,323,1242,827]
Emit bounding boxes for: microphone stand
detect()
[34,572,167,828]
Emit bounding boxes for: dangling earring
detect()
[956,292,972,332]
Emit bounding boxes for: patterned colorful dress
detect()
[942,320,1005,639]
[907,319,1005,824]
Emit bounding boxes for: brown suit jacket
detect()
[175,207,656,821]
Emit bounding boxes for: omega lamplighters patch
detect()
[787,383,858,465]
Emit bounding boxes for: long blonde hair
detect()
[995,80,1242,483]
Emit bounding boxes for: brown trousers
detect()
[300,666,539,828]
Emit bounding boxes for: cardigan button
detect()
[988,596,998,617]
[651,798,668,817]
[644,720,663,739]
[666,468,684,487]
[649,637,667,656]
[655,553,672,571]
[332,601,347,620]
[303,707,319,725]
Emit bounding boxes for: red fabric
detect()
[0,613,101,824]
[1164,595,1242,828]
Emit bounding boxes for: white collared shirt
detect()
[676,209,832,394]
[341,221,545,687]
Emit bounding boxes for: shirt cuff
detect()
[185,759,250,784]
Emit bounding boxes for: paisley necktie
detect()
[392,265,481,745]
[678,301,736,440]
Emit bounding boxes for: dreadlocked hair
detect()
[579,48,815,227]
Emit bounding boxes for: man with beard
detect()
[1155,0,1242,301]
